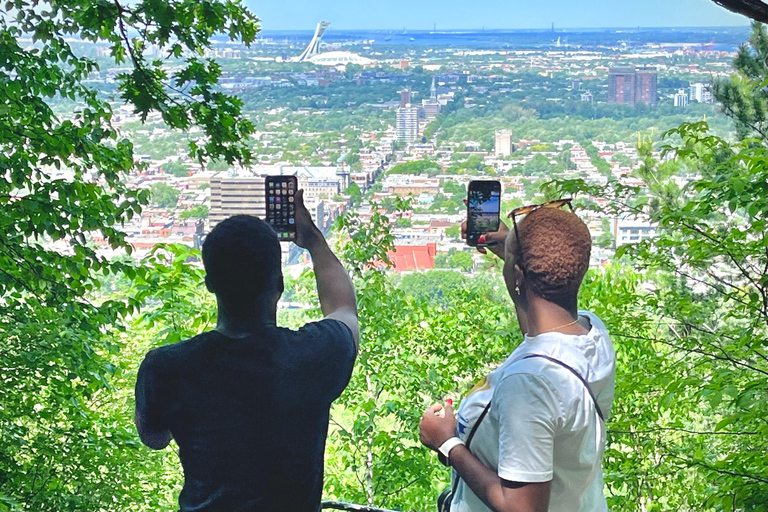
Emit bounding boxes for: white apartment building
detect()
[689,83,713,104]
[396,107,420,143]
[495,129,513,157]
[674,89,689,107]
[209,166,347,227]
[615,218,656,247]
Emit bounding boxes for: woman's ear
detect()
[514,263,525,293]
[204,274,214,293]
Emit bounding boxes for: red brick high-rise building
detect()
[608,68,636,105]
[635,67,658,106]
[608,67,657,106]
[400,87,411,108]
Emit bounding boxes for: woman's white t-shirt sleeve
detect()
[495,372,563,483]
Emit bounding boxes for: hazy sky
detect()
[245,0,746,30]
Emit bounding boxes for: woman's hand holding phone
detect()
[460,203,510,260]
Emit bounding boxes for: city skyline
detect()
[246,0,748,31]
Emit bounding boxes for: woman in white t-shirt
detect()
[419,201,616,512]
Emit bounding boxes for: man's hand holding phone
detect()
[293,189,323,250]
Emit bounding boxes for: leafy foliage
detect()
[0,1,258,509]
[388,160,441,176]
[434,248,474,272]
[178,204,209,219]
[2,11,765,512]
[150,182,180,208]
[162,159,190,177]
[713,22,768,139]
[324,205,517,510]
[547,120,768,510]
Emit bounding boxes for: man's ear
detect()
[204,274,214,293]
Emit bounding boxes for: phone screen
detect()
[265,176,297,241]
[466,180,501,246]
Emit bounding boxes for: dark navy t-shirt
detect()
[135,319,356,512]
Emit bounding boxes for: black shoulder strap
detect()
[451,400,492,498]
[449,355,604,500]
[522,354,604,421]
[465,401,491,450]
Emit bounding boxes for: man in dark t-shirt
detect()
[135,189,359,512]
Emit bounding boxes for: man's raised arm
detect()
[293,189,360,351]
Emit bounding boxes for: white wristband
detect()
[437,437,465,466]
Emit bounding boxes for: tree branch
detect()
[717,88,768,137]
[679,221,763,295]
[612,332,768,376]
[666,452,768,484]
[610,427,761,436]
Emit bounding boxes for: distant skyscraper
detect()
[689,83,713,103]
[396,107,419,143]
[495,129,513,157]
[608,67,657,106]
[635,67,658,106]
[608,67,636,106]
[674,89,689,107]
[209,176,267,227]
[400,87,411,108]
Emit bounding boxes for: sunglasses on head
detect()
[507,198,574,243]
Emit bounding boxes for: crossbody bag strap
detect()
[465,401,492,450]
[449,355,603,509]
[450,400,492,499]
[522,354,604,421]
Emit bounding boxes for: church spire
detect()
[430,76,436,101]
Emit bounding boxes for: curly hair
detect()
[508,207,592,307]
[202,215,282,300]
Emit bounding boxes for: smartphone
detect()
[265,175,298,242]
[466,180,501,247]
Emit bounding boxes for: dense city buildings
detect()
[210,167,348,228]
[85,26,740,270]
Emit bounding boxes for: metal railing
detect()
[322,500,399,512]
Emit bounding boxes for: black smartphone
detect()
[466,180,501,247]
[265,175,298,242]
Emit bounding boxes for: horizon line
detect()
[257,24,751,32]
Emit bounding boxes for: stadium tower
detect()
[296,21,330,62]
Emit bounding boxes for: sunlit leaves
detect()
[550,115,768,511]
[1,0,259,509]
[322,205,517,510]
